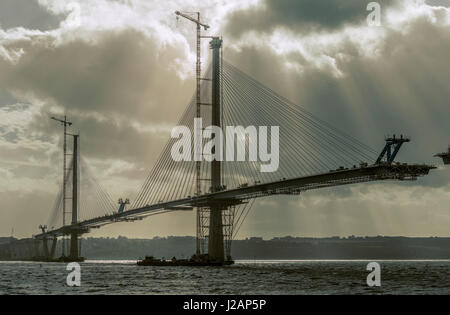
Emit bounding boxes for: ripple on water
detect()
[0,260,449,294]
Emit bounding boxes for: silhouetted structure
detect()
[435,146,450,165]
[2,35,437,264]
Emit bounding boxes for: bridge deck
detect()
[34,163,435,239]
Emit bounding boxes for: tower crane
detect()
[175,11,210,31]
[175,11,211,255]
[50,115,72,256]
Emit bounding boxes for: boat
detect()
[137,254,234,267]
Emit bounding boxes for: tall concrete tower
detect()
[207,37,224,262]
[69,135,79,259]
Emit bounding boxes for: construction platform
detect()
[137,255,234,267]
[435,146,450,165]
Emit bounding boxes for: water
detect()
[1,260,449,295]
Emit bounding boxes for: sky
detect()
[0,0,450,239]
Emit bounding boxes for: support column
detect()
[33,239,40,258]
[208,37,225,263]
[69,135,79,259]
[50,237,57,259]
[43,238,50,259]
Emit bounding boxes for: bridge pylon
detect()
[206,37,231,263]
[68,134,83,261]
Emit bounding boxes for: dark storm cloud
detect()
[0,30,193,125]
[227,22,450,155]
[24,107,167,170]
[0,0,63,30]
[225,0,399,37]
[427,0,450,6]
[0,29,196,171]
[0,88,17,106]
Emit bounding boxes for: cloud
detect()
[0,0,63,31]
[225,0,401,38]
[223,1,450,165]
[0,30,193,124]
[427,0,450,6]
[237,178,450,239]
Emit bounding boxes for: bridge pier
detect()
[50,237,57,259]
[43,237,50,258]
[69,233,79,259]
[208,206,225,262]
[33,239,40,258]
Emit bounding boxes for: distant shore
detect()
[4,235,450,260]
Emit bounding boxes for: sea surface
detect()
[0,260,449,295]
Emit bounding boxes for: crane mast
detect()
[50,115,72,256]
[175,11,210,255]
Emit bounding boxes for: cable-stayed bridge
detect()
[31,41,435,264]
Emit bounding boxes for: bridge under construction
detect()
[1,12,436,265]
